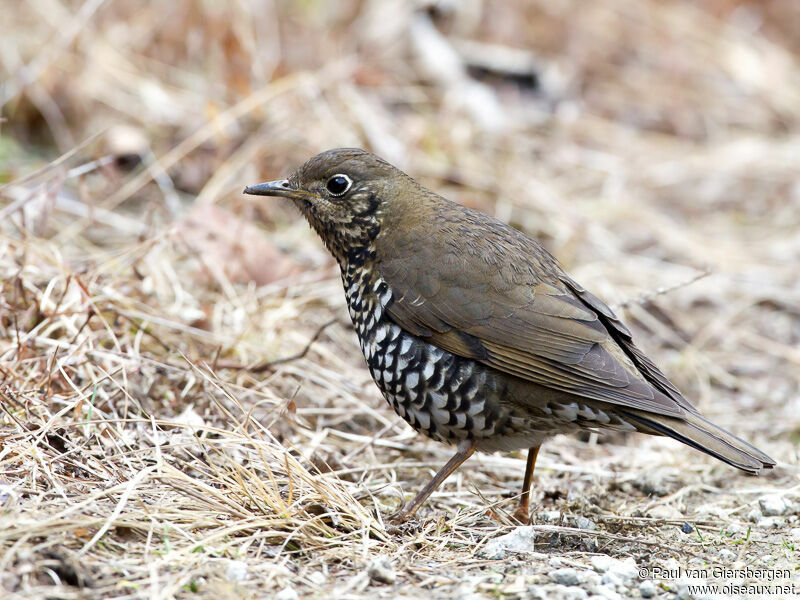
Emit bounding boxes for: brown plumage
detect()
[244,148,775,521]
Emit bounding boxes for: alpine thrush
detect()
[244,148,775,521]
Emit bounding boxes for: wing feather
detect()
[376,199,693,419]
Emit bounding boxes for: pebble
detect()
[542,586,587,600]
[647,504,682,520]
[224,560,248,582]
[724,523,742,536]
[694,503,726,519]
[634,472,669,496]
[675,578,713,600]
[747,508,763,523]
[591,585,622,600]
[638,580,656,598]
[367,557,396,584]
[590,555,614,573]
[681,522,693,534]
[478,526,538,559]
[539,510,562,523]
[717,548,736,562]
[275,588,298,600]
[756,516,782,529]
[789,527,800,540]
[572,516,597,531]
[609,557,639,581]
[0,482,11,504]
[601,572,624,589]
[759,494,790,516]
[552,568,580,586]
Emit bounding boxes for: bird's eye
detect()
[326,174,352,196]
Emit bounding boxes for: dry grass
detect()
[1,1,799,598]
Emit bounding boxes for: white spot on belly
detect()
[467,399,485,416]
[429,390,447,408]
[405,372,419,389]
[396,355,409,372]
[422,361,435,380]
[471,414,486,431]
[431,407,449,425]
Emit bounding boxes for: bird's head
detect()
[244,148,414,264]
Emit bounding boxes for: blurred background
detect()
[1,1,799,597]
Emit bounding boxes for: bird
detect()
[244,148,775,522]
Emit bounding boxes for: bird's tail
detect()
[621,410,776,474]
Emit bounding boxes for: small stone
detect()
[552,568,580,586]
[634,472,668,496]
[681,522,693,534]
[367,557,396,584]
[639,580,656,598]
[647,505,682,520]
[590,555,613,573]
[275,588,298,600]
[608,557,639,581]
[539,510,562,523]
[717,548,736,562]
[562,588,588,600]
[478,526,538,559]
[592,584,623,600]
[583,572,601,587]
[724,523,742,536]
[539,585,587,600]
[675,577,713,600]
[756,516,782,529]
[573,516,597,530]
[0,482,11,504]
[601,572,623,589]
[664,558,680,571]
[694,504,726,519]
[225,560,248,582]
[789,528,800,540]
[759,495,790,516]
[747,508,763,523]
[309,571,326,586]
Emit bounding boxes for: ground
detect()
[0,1,799,599]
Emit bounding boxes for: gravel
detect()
[367,557,397,584]
[552,568,581,586]
[638,580,657,598]
[478,526,540,559]
[759,494,790,516]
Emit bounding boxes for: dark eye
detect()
[326,174,352,196]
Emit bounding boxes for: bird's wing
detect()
[376,205,696,418]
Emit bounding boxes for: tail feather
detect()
[622,410,776,474]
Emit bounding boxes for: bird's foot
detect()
[512,505,531,524]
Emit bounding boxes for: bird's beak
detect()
[243,179,311,201]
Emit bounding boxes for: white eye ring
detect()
[326,174,352,196]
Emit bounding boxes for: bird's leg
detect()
[513,445,541,522]
[392,439,477,522]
